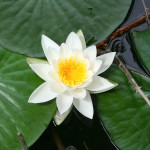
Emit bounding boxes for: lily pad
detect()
[0,48,56,150]
[97,66,150,150]
[0,0,131,57]
[131,30,150,74]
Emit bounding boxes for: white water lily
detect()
[27,30,116,120]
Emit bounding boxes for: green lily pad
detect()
[97,66,150,150]
[0,48,56,150]
[0,0,131,57]
[131,30,150,74]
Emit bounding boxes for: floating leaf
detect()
[0,0,131,57]
[131,30,150,74]
[0,48,56,150]
[97,66,150,150]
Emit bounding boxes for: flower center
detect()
[58,56,88,87]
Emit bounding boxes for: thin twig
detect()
[18,132,28,150]
[96,12,150,48]
[142,0,150,29]
[118,58,150,106]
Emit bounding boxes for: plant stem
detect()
[51,128,65,150]
[18,132,28,150]
[118,58,150,106]
[142,0,150,29]
[96,12,150,48]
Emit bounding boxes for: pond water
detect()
[31,0,150,149]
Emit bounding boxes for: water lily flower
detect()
[27,30,116,121]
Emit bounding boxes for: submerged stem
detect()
[118,58,150,106]
[51,128,65,150]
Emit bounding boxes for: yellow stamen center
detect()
[58,56,88,87]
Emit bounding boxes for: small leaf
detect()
[131,30,150,74]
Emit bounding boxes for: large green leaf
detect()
[0,48,56,150]
[0,0,131,57]
[131,30,150,73]
[96,66,150,150]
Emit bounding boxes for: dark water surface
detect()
[31,0,150,149]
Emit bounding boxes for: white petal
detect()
[77,29,86,50]
[28,82,57,103]
[42,46,59,64]
[83,45,97,61]
[49,67,59,81]
[70,88,86,99]
[59,43,71,58]
[49,78,66,93]
[66,32,82,50]
[86,76,115,93]
[54,106,73,125]
[41,35,60,63]
[42,34,59,51]
[49,67,64,84]
[47,46,60,62]
[28,63,52,81]
[91,60,102,74]
[96,52,116,75]
[26,57,48,64]
[45,68,66,93]
[56,92,73,114]
[73,92,93,119]
[79,77,93,88]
